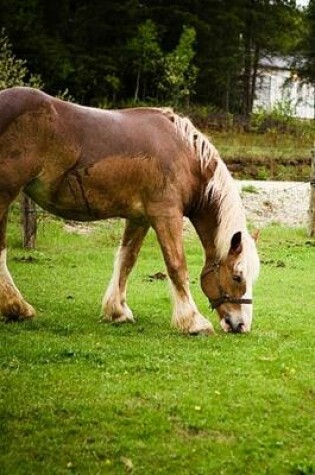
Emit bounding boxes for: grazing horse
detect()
[0,87,260,334]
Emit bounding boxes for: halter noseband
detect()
[210,295,253,310]
[201,262,253,311]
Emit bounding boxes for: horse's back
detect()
[0,87,184,166]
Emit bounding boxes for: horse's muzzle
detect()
[224,316,245,333]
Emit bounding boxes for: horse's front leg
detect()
[151,212,215,336]
[101,220,149,324]
[0,209,35,321]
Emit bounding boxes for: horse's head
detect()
[201,231,260,333]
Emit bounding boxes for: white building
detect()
[253,56,314,119]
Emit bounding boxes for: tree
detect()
[128,20,163,102]
[193,1,244,111]
[160,26,198,105]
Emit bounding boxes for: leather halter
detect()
[210,295,252,310]
[201,262,253,311]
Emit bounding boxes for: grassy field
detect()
[211,131,312,181]
[1,214,314,475]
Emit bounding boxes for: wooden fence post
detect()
[309,149,315,237]
[20,194,37,249]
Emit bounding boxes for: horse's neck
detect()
[190,210,218,261]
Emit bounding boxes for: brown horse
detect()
[0,87,260,334]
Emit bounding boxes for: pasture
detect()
[1,211,314,474]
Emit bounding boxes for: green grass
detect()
[1,216,315,474]
[211,130,312,161]
[241,184,259,194]
[210,131,312,181]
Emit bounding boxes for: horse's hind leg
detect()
[151,212,214,335]
[102,220,149,324]
[0,207,35,321]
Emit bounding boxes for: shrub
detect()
[0,27,43,90]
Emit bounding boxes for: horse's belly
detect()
[24,178,53,211]
[25,173,146,222]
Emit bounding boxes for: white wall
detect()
[254,68,315,119]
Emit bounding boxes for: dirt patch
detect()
[238,180,310,227]
[228,158,310,181]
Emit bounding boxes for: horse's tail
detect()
[162,108,247,260]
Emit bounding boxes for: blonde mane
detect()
[163,109,248,260]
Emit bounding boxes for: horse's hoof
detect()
[101,302,135,325]
[100,313,135,325]
[2,302,36,322]
[188,322,215,336]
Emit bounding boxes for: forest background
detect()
[2,0,315,119]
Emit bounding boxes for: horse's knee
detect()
[166,260,187,286]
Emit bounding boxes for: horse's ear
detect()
[230,231,242,255]
[251,229,260,243]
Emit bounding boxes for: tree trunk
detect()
[243,53,252,118]
[242,0,254,121]
[21,194,37,249]
[224,74,230,113]
[134,67,140,102]
[250,44,260,113]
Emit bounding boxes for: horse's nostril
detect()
[224,317,233,332]
[224,317,232,327]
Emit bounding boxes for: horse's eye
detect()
[232,274,242,283]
